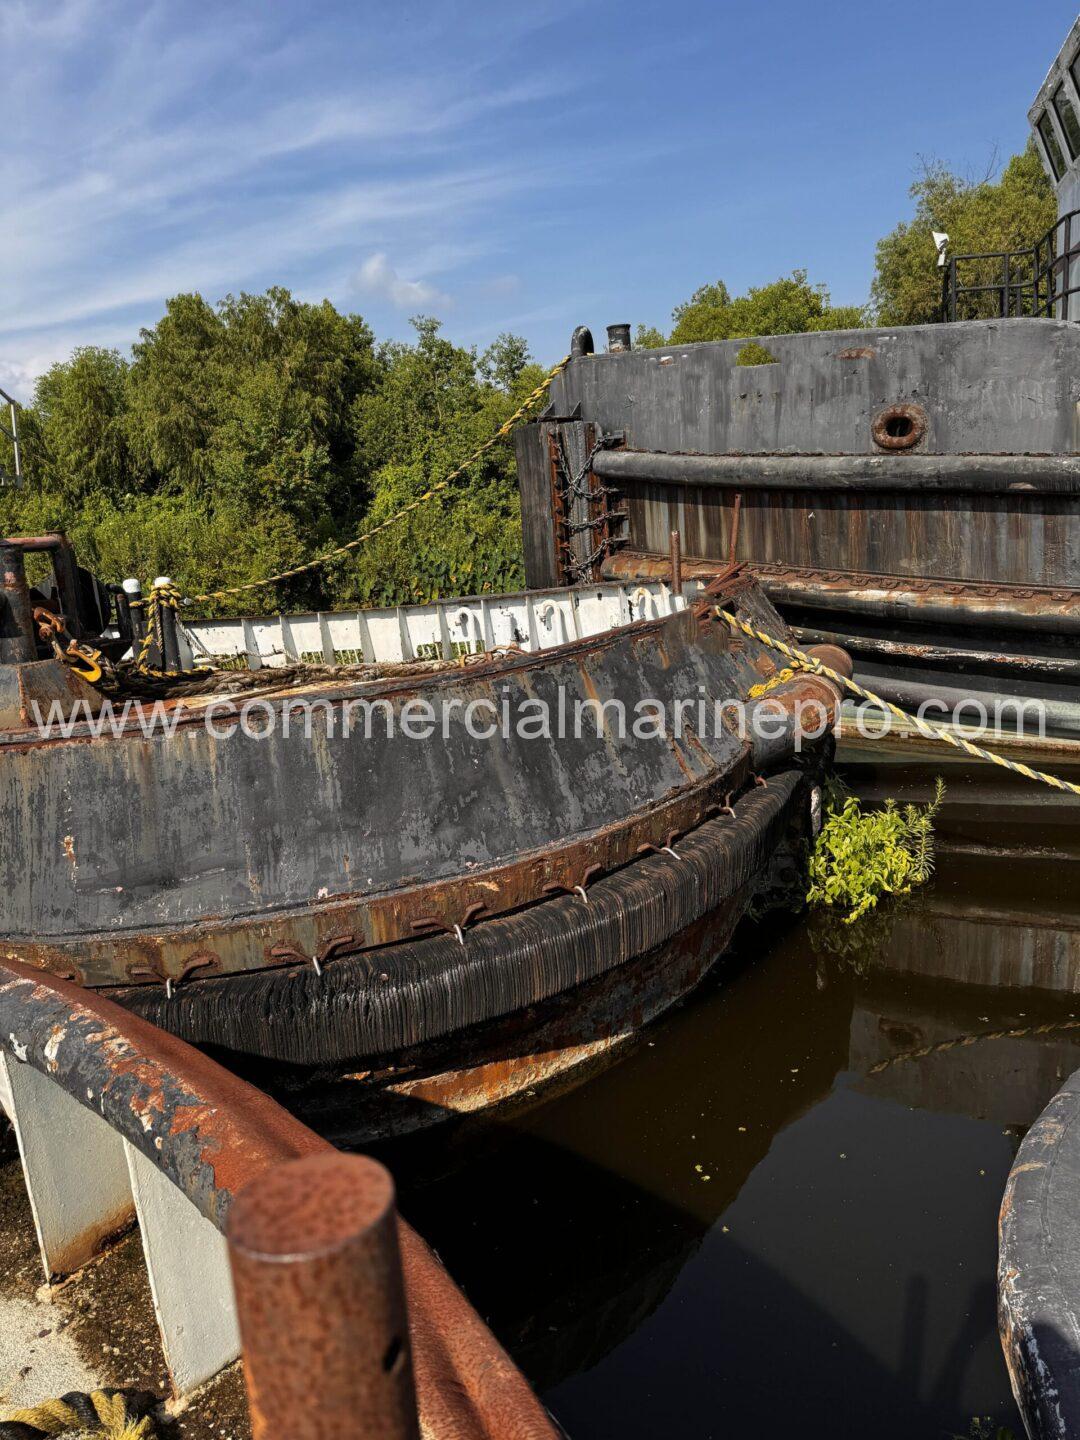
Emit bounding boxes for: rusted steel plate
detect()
[0,960,558,1440]
[228,1153,421,1440]
[0,569,825,996]
[605,552,1080,631]
[104,770,811,1064]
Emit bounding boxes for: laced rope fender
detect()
[716,606,1080,799]
[187,355,570,606]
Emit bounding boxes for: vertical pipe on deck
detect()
[154,577,182,674]
[669,529,682,602]
[0,544,37,664]
[227,1152,420,1440]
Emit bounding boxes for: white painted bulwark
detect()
[0,1052,134,1278]
[124,1142,241,1396]
[183,576,698,671]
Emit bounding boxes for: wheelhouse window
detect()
[1053,82,1080,159]
[1037,110,1067,179]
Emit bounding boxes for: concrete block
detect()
[125,1141,241,1395]
[0,1051,134,1278]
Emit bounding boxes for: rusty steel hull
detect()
[104,765,814,1069]
[215,806,804,1145]
[517,322,1080,741]
[0,568,835,1075]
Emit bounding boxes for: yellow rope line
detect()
[867,1017,1080,1075]
[717,607,1080,798]
[187,356,570,605]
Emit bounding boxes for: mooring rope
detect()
[867,1016,1080,1075]
[186,356,570,606]
[0,1390,157,1440]
[717,607,1080,799]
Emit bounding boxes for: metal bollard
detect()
[121,578,145,645]
[606,323,632,353]
[227,1152,421,1440]
[0,543,37,664]
[152,576,182,674]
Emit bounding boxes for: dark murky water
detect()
[380,760,1080,1439]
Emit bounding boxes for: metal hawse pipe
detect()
[0,959,558,1440]
[592,448,1080,494]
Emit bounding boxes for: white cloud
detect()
[354,254,449,310]
[0,0,571,375]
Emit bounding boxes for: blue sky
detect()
[1,0,1076,398]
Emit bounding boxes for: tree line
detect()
[0,144,1056,614]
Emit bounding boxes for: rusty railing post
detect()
[227,1152,420,1440]
[669,528,682,602]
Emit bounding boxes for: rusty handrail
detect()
[0,959,558,1440]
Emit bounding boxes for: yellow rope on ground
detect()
[187,355,571,606]
[2,1391,154,1440]
[716,607,1080,799]
[4,1399,81,1434]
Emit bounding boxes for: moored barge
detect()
[0,537,843,1126]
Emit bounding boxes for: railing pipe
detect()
[228,1153,420,1440]
[0,960,558,1440]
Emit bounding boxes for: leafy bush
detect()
[735,342,778,367]
[806,779,945,924]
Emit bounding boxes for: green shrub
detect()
[806,778,945,924]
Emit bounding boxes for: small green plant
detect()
[806,778,945,924]
[952,1419,1016,1440]
[734,341,778,366]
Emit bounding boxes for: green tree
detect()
[871,143,1056,325]
[637,272,865,347]
[1,296,538,614]
[19,347,137,505]
[336,317,539,606]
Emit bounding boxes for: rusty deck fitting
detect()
[0,960,558,1440]
[228,1153,420,1440]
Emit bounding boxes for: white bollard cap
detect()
[152,576,172,589]
[122,577,142,595]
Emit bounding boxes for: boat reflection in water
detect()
[359,783,1080,1439]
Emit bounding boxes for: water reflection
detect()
[376,774,1080,1439]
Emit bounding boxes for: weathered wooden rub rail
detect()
[0,959,558,1439]
[999,1065,1080,1440]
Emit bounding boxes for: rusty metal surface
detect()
[0,960,558,1440]
[319,893,771,1144]
[870,404,927,452]
[104,768,812,1064]
[0,568,824,997]
[228,1153,421,1440]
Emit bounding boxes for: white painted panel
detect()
[1,1053,134,1279]
[125,1143,240,1397]
[183,579,708,670]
